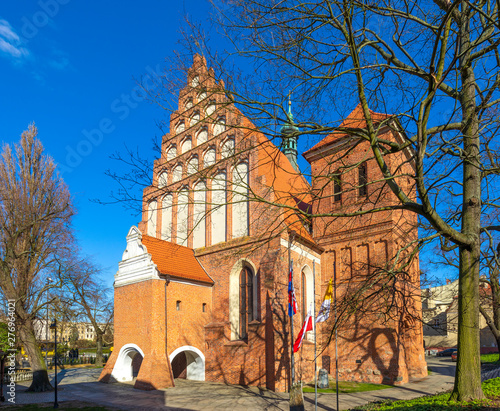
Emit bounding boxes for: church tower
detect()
[280,98,300,172]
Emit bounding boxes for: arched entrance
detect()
[169,346,205,381]
[111,343,145,382]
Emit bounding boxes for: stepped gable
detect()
[303,104,391,156]
[141,234,214,284]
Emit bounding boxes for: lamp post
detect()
[45,277,52,366]
[50,320,58,409]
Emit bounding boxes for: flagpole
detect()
[313,261,317,411]
[334,262,339,411]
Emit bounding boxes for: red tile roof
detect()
[141,235,214,284]
[304,104,391,156]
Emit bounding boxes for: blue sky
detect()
[0,1,211,286]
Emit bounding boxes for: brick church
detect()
[99,55,427,392]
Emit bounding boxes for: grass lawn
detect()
[481,353,500,365]
[351,377,500,410]
[303,380,392,394]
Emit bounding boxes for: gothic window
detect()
[158,171,168,188]
[147,200,157,237]
[172,164,183,183]
[211,172,226,245]
[197,128,208,145]
[185,98,193,109]
[190,111,200,128]
[206,100,216,117]
[213,117,226,136]
[301,271,307,323]
[358,162,368,197]
[181,137,192,154]
[161,194,173,241]
[176,122,185,135]
[239,266,254,340]
[232,163,249,238]
[203,148,216,168]
[191,76,199,87]
[166,145,177,161]
[198,89,207,102]
[193,181,206,248]
[176,189,189,246]
[333,170,342,203]
[221,137,235,159]
[187,156,199,175]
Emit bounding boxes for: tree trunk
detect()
[451,244,484,401]
[18,321,53,392]
[95,333,103,368]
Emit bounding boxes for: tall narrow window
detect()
[161,194,173,241]
[239,267,254,340]
[193,181,206,248]
[197,128,208,145]
[301,271,307,323]
[211,173,226,245]
[158,171,168,188]
[176,189,189,246]
[232,163,249,238]
[166,145,177,161]
[358,162,367,197]
[333,171,342,203]
[147,200,157,237]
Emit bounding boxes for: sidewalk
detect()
[1,357,458,410]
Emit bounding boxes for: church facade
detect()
[99,55,427,392]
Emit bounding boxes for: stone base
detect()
[134,354,174,390]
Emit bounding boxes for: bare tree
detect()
[0,125,74,391]
[59,259,113,367]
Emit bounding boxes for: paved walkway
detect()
[0,357,478,410]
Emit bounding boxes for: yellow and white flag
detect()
[316,279,333,323]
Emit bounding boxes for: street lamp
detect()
[49,320,58,409]
[45,277,52,366]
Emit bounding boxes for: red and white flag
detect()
[293,305,313,353]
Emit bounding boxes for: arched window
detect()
[166,145,177,161]
[158,171,168,188]
[203,148,216,168]
[190,111,200,128]
[193,181,206,248]
[191,76,199,87]
[221,137,235,159]
[333,170,342,203]
[206,100,216,117]
[172,164,183,183]
[176,122,185,135]
[301,271,307,323]
[358,162,368,197]
[161,194,173,241]
[197,128,208,145]
[239,267,254,340]
[198,89,207,102]
[211,172,226,245]
[176,189,189,246]
[213,117,226,136]
[185,98,193,109]
[147,200,157,237]
[232,163,249,238]
[187,156,199,175]
[181,137,192,154]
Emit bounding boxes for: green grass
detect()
[303,380,392,394]
[80,347,111,354]
[480,353,500,364]
[351,377,500,410]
